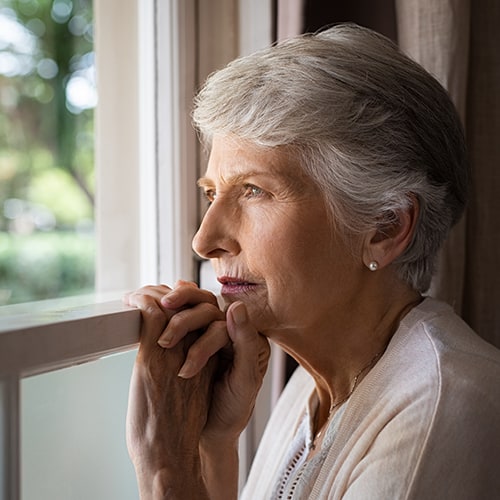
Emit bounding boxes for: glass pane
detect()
[0,0,95,305]
[21,351,139,500]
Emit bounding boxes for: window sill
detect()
[0,294,141,377]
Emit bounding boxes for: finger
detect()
[158,302,225,348]
[174,279,199,289]
[124,284,173,307]
[125,285,178,341]
[161,283,219,310]
[177,320,230,378]
[132,293,170,350]
[226,302,271,382]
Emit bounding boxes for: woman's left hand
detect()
[123,281,270,497]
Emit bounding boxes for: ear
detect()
[363,195,419,270]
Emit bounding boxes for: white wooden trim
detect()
[0,295,140,500]
[156,0,199,285]
[0,298,140,378]
[138,0,159,284]
[0,376,20,500]
[95,0,141,292]
[137,0,200,286]
[96,0,199,290]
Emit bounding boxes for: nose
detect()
[192,200,240,259]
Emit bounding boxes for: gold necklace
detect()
[311,349,384,450]
[311,297,423,450]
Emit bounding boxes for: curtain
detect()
[277,0,305,41]
[460,1,500,348]
[396,0,500,348]
[396,0,470,317]
[276,0,500,347]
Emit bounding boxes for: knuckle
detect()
[186,343,209,367]
[144,304,163,320]
[209,319,229,334]
[146,284,170,294]
[174,279,198,290]
[201,290,219,306]
[197,301,221,317]
[140,284,158,294]
[167,312,185,330]
[135,296,164,320]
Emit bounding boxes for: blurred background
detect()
[0,0,95,305]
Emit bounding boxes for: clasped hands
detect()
[123,280,270,498]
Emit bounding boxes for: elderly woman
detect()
[124,24,500,499]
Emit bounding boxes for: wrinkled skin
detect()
[124,134,420,498]
[124,281,270,498]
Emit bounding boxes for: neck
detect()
[276,287,422,432]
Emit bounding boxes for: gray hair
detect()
[193,23,468,293]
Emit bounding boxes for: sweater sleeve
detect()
[321,325,500,499]
[340,386,500,500]
[313,303,500,500]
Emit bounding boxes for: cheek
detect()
[239,211,290,261]
[245,207,335,277]
[266,225,354,306]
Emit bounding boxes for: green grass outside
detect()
[0,231,95,305]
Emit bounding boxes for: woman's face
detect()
[192,135,364,338]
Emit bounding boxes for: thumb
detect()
[226,301,270,379]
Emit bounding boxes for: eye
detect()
[243,184,265,198]
[203,188,216,204]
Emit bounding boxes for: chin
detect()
[218,290,276,330]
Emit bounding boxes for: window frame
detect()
[95,0,199,291]
[0,1,277,498]
[0,296,141,500]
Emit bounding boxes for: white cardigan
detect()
[241,298,500,499]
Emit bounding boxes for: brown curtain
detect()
[396,0,470,319]
[460,1,500,348]
[276,0,500,347]
[398,0,500,348]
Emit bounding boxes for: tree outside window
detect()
[0,0,95,305]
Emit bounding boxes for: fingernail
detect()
[231,303,247,325]
[158,336,172,348]
[178,360,195,379]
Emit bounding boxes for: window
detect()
[0,295,141,500]
[1,1,206,497]
[0,2,278,499]
[0,0,96,305]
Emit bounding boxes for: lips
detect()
[217,276,258,295]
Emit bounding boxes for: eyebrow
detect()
[197,177,215,189]
[197,171,282,189]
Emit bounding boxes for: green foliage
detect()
[0,231,94,305]
[28,166,92,225]
[0,0,95,226]
[0,1,96,303]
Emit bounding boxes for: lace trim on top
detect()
[272,395,347,500]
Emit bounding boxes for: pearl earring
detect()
[368,261,379,271]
